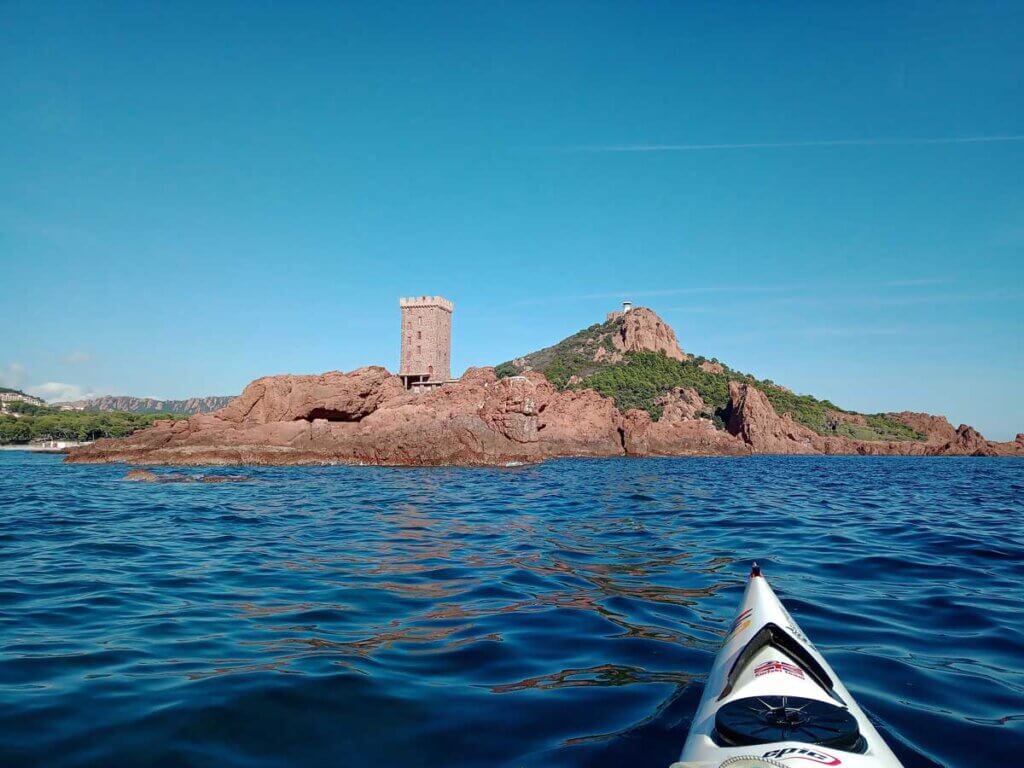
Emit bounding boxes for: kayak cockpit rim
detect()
[717,622,841,704]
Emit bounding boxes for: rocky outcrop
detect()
[217,367,407,424]
[887,412,959,444]
[725,382,822,454]
[657,387,710,421]
[66,368,1022,466]
[825,410,867,428]
[623,404,749,456]
[612,308,688,361]
[941,425,995,456]
[721,383,1023,457]
[68,367,625,466]
[65,301,1024,470]
[698,361,725,375]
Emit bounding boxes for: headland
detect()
[65,301,1023,466]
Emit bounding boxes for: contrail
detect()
[574,135,1024,152]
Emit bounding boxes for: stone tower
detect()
[399,296,453,389]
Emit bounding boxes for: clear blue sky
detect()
[2,1,1022,438]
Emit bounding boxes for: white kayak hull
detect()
[672,566,903,768]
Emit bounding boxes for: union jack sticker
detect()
[754,660,805,678]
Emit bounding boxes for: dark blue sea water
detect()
[1,453,1022,767]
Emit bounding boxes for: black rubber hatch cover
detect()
[715,695,862,749]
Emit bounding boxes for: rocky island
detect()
[66,305,1023,466]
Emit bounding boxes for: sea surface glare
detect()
[1,453,1022,767]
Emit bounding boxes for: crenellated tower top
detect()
[399,296,454,312]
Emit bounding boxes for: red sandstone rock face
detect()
[887,411,958,443]
[943,425,995,456]
[825,410,868,428]
[218,367,408,425]
[726,382,822,454]
[68,368,625,466]
[65,367,1021,466]
[657,387,709,421]
[719,383,1023,457]
[612,308,687,361]
[698,361,725,375]
[623,408,749,456]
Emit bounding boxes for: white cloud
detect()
[26,382,98,403]
[515,278,954,307]
[573,135,1024,152]
[794,326,916,338]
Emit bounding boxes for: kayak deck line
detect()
[672,565,904,768]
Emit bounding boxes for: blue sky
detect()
[2,1,1022,438]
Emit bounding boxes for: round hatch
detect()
[714,695,862,749]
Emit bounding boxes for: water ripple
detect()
[0,453,1021,766]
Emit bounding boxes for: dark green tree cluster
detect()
[0,405,179,444]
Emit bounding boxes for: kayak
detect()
[672,565,903,768]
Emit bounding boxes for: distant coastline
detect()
[0,441,92,453]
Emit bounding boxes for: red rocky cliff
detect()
[68,367,625,466]
[66,366,1021,466]
[612,308,688,361]
[65,308,1021,466]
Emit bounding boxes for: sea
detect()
[1,452,1021,767]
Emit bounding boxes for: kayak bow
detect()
[672,565,903,768]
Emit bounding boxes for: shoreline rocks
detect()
[66,367,1022,467]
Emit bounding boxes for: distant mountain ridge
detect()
[56,395,235,415]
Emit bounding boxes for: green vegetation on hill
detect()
[579,352,922,441]
[0,402,179,444]
[580,352,735,423]
[495,317,619,389]
[496,316,925,443]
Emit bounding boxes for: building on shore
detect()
[0,391,45,406]
[399,296,455,392]
[0,391,46,416]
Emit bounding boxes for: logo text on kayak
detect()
[763,747,841,765]
[728,608,753,638]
